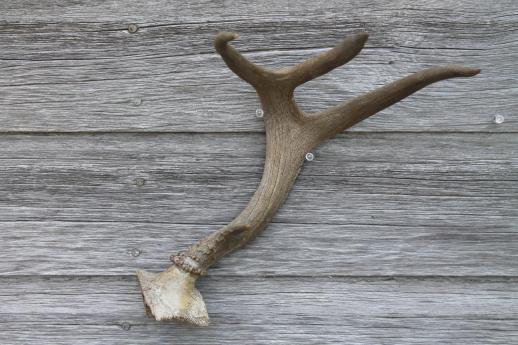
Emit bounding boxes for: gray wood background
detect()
[1,1,516,344]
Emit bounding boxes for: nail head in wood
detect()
[494,115,505,124]
[127,24,139,33]
[135,178,146,186]
[128,248,142,257]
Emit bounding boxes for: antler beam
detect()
[137,31,480,326]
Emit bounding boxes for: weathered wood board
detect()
[0,0,517,344]
[0,133,517,277]
[1,276,518,345]
[0,0,515,132]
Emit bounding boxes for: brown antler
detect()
[137,31,480,326]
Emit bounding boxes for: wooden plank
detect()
[0,132,516,276]
[0,1,515,132]
[1,276,517,344]
[2,220,517,277]
[2,0,516,25]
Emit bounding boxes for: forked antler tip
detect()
[214,31,239,52]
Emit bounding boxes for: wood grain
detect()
[0,0,515,132]
[2,0,516,25]
[1,276,517,345]
[0,277,518,345]
[2,220,517,277]
[0,132,516,276]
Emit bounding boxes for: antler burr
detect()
[137,31,480,326]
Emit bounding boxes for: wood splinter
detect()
[137,31,480,326]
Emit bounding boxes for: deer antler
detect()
[136,31,480,326]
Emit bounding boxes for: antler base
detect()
[137,266,208,326]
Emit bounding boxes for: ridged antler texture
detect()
[137,31,480,326]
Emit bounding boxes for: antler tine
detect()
[309,65,481,142]
[283,32,369,89]
[214,31,275,88]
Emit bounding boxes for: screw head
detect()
[127,24,139,33]
[305,152,315,161]
[255,108,264,118]
[494,115,505,124]
[128,248,142,257]
[120,322,131,331]
[132,98,143,106]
